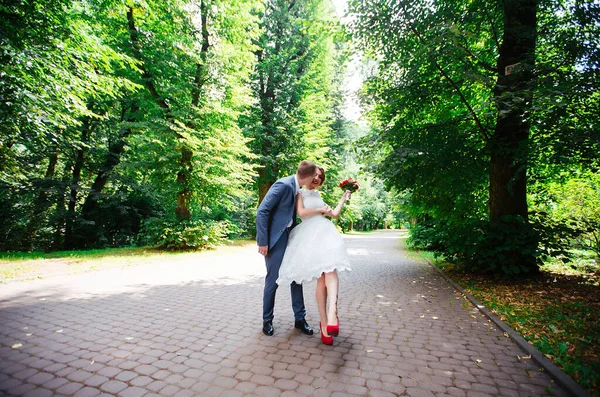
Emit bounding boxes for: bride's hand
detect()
[319,205,329,214]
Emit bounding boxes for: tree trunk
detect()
[81,104,138,221]
[127,5,210,222]
[52,161,73,250]
[488,0,538,272]
[489,0,537,222]
[64,117,91,249]
[258,180,273,204]
[21,147,59,250]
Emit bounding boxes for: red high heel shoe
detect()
[326,317,339,337]
[320,322,333,345]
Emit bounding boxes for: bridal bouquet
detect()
[339,177,359,201]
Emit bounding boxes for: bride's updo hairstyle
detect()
[316,166,326,186]
[297,160,317,179]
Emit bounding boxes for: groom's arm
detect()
[256,181,286,254]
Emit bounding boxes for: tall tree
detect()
[349,0,598,275]
[247,0,344,202]
[0,0,261,250]
[489,0,537,224]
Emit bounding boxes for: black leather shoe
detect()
[262,321,274,336]
[294,318,314,335]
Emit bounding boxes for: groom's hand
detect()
[258,245,268,256]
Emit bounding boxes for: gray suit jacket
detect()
[256,175,297,249]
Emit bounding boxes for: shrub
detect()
[139,218,230,250]
[409,214,575,278]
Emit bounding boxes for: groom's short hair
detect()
[297,160,317,179]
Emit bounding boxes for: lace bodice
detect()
[299,188,325,221]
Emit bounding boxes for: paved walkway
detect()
[0,230,568,397]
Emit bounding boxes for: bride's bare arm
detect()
[328,191,350,218]
[296,192,328,217]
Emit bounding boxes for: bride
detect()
[276,166,351,345]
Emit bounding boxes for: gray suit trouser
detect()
[262,230,306,323]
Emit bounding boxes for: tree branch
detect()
[485,7,501,54]
[192,0,211,108]
[126,7,172,116]
[401,10,490,140]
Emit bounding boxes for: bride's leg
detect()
[324,270,339,325]
[315,273,329,336]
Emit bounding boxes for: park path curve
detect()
[0,230,568,397]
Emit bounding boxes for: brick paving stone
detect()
[146,380,167,393]
[117,371,139,383]
[97,366,120,378]
[26,372,54,385]
[67,370,93,383]
[73,386,102,397]
[158,384,180,396]
[117,386,149,397]
[42,377,69,390]
[0,231,574,397]
[99,380,128,394]
[172,390,195,397]
[55,381,84,395]
[22,387,53,397]
[13,368,39,380]
[129,375,153,387]
[83,374,109,387]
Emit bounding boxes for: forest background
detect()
[0,0,598,393]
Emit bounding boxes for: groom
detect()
[256,160,317,336]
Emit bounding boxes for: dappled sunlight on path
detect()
[0,230,568,397]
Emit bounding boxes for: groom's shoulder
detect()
[274,175,294,186]
[266,176,293,195]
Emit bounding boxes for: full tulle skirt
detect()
[276,215,351,285]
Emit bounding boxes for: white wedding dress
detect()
[276,188,351,285]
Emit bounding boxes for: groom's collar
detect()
[293,174,300,194]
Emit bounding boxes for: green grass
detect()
[0,247,158,262]
[0,239,257,282]
[541,249,599,285]
[0,262,37,281]
[0,238,257,263]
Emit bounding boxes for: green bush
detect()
[408,214,575,277]
[139,218,230,250]
[545,174,600,258]
[407,219,449,252]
